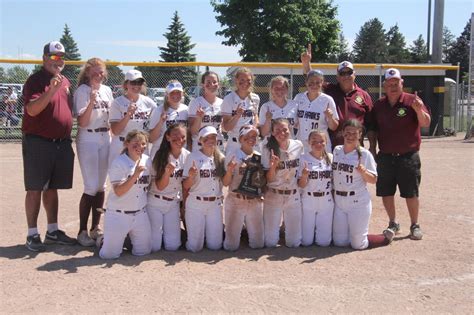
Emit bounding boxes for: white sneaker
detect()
[77,231,95,247]
[89,226,103,240]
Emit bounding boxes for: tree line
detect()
[0,2,470,86]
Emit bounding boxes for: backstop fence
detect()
[0,59,467,142]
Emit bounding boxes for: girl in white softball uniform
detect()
[222,67,260,155]
[73,58,112,247]
[109,70,156,166]
[99,130,152,259]
[222,125,264,251]
[297,130,334,247]
[262,118,304,248]
[332,119,377,250]
[149,80,188,158]
[294,70,339,152]
[148,124,190,251]
[182,126,225,252]
[188,71,224,152]
[259,76,298,139]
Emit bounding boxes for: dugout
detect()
[228,64,458,136]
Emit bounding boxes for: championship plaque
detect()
[234,154,265,197]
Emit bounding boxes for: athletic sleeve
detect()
[258,102,269,126]
[261,146,270,170]
[363,150,377,176]
[182,153,193,178]
[188,98,199,118]
[109,157,127,185]
[73,85,90,117]
[328,96,339,120]
[109,98,124,123]
[149,105,164,130]
[221,93,233,116]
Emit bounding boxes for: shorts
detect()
[22,134,75,191]
[376,151,421,198]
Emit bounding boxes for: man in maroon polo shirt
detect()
[22,41,76,251]
[369,68,431,241]
[301,44,374,149]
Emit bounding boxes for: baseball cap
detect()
[239,125,259,139]
[337,61,354,73]
[384,68,402,80]
[307,69,324,77]
[43,41,65,55]
[125,70,145,82]
[166,81,184,93]
[198,126,218,139]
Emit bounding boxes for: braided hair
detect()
[342,119,364,162]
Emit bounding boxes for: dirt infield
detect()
[1,135,473,313]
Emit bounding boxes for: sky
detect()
[0,0,472,66]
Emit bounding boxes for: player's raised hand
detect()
[235,103,245,116]
[196,105,205,118]
[160,110,167,123]
[227,156,237,172]
[265,109,273,121]
[301,161,310,177]
[301,43,312,65]
[90,84,99,105]
[324,103,333,118]
[355,160,366,174]
[164,162,176,175]
[134,159,146,176]
[49,74,63,92]
[127,102,137,118]
[270,149,280,169]
[412,91,424,113]
[189,160,199,177]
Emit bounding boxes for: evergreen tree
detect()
[158,11,197,87]
[442,26,456,63]
[212,0,340,62]
[105,63,124,86]
[59,24,81,87]
[446,19,471,79]
[5,66,30,83]
[352,18,387,63]
[328,33,352,62]
[409,35,428,63]
[0,67,5,82]
[386,24,410,63]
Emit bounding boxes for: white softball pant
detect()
[99,208,152,259]
[185,197,223,252]
[332,193,372,250]
[147,196,181,252]
[76,134,110,195]
[263,190,302,248]
[223,194,264,251]
[301,192,334,247]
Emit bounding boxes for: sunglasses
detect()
[129,80,144,86]
[48,54,64,61]
[338,70,354,77]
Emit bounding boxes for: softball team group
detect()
[73,58,379,259]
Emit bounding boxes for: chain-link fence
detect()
[0,60,462,142]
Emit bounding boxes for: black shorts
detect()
[22,134,75,191]
[376,151,421,198]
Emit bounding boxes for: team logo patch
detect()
[397,108,407,117]
[354,95,364,105]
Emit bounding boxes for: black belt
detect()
[231,137,238,142]
[234,193,259,200]
[271,188,297,195]
[307,191,329,197]
[119,136,125,141]
[335,190,355,197]
[154,194,174,201]
[87,127,110,133]
[196,196,221,201]
[25,134,71,143]
[113,209,142,214]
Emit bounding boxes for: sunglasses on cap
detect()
[48,54,65,61]
[338,69,354,76]
[129,80,144,86]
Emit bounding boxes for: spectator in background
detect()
[1,87,20,126]
[22,41,76,252]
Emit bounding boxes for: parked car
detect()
[148,88,166,106]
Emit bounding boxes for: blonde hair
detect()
[233,67,255,93]
[163,79,183,111]
[121,130,149,155]
[77,58,107,87]
[269,75,289,101]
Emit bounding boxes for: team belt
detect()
[271,188,297,195]
[154,194,174,201]
[119,136,125,141]
[86,127,110,133]
[113,209,143,214]
[380,151,416,157]
[335,190,355,197]
[307,191,329,197]
[26,134,71,143]
[196,196,221,201]
[234,193,259,200]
